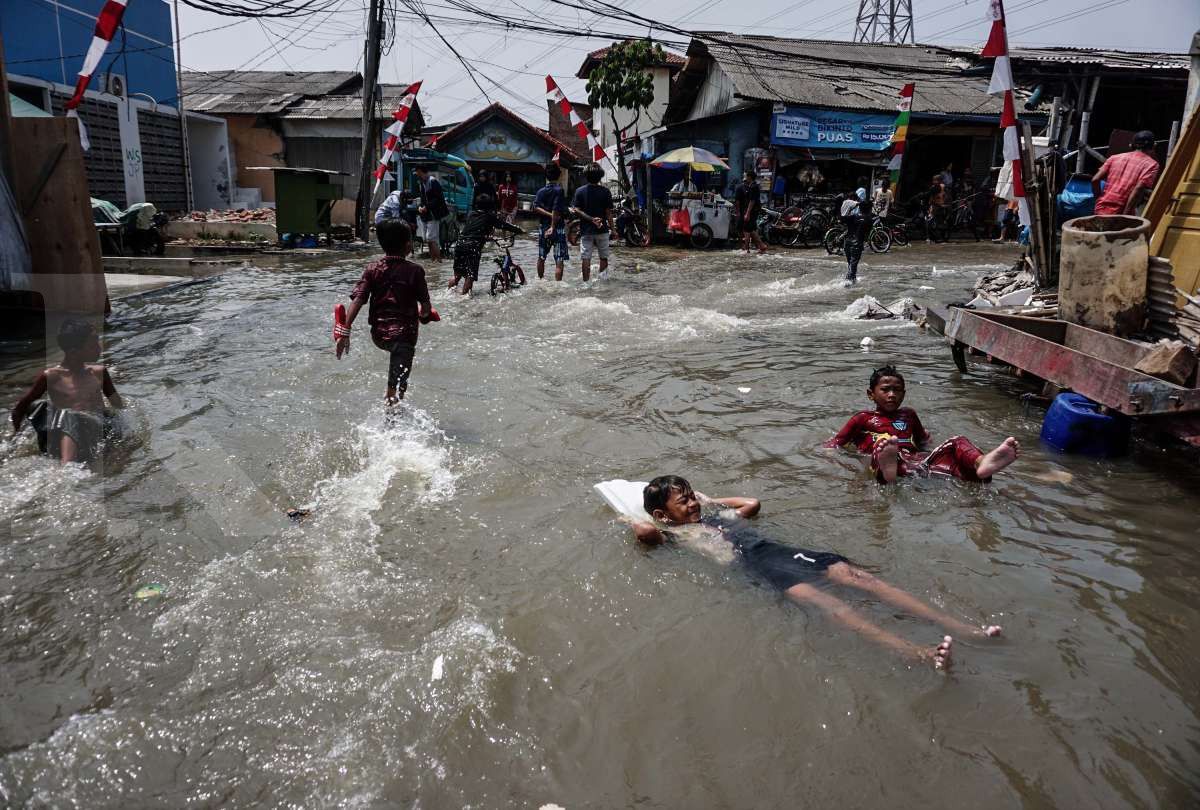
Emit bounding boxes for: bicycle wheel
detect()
[567,220,581,246]
[490,272,505,296]
[868,226,892,253]
[799,212,828,248]
[824,226,845,255]
[890,224,910,247]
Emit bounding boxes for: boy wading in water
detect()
[569,162,614,282]
[827,365,1020,483]
[533,163,569,280]
[627,476,1001,669]
[337,219,434,404]
[11,319,124,464]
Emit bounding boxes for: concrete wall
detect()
[598,66,673,148]
[167,220,276,241]
[188,116,233,210]
[227,115,285,203]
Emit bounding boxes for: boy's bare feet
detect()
[982,625,1002,637]
[931,635,953,670]
[977,437,1020,478]
[876,437,900,483]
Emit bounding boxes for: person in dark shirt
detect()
[448,194,522,295]
[569,162,614,282]
[626,476,1002,669]
[336,219,435,404]
[532,163,569,280]
[473,169,496,211]
[826,365,1020,483]
[414,165,449,263]
[734,171,768,254]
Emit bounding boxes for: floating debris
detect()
[134,583,165,600]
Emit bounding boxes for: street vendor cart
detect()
[651,147,732,249]
[665,191,734,248]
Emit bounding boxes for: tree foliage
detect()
[585,39,665,192]
[584,39,664,115]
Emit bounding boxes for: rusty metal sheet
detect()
[944,308,1200,415]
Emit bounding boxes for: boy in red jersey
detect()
[827,365,1020,483]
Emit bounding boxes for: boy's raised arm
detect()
[824,412,865,449]
[705,496,761,518]
[11,371,48,434]
[102,368,124,409]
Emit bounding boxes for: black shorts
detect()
[454,243,483,281]
[739,538,847,590]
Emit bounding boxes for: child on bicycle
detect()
[448,194,523,295]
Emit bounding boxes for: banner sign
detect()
[770,106,896,151]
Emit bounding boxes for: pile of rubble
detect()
[178,208,276,223]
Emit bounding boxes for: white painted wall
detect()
[187,115,233,210]
[597,65,673,148]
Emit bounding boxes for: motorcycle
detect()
[92,198,168,256]
[566,195,648,248]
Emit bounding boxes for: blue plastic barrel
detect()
[1040,393,1130,456]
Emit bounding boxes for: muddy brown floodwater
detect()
[2,239,1198,809]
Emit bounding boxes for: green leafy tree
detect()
[585,39,665,192]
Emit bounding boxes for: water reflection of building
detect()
[430,102,582,197]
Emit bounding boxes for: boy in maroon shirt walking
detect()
[827,365,1019,483]
[336,219,435,404]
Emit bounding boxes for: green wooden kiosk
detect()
[247,166,347,237]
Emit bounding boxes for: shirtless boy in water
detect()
[11,319,124,463]
[827,365,1020,484]
[628,476,1001,669]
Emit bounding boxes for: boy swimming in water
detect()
[10,318,124,464]
[826,365,1020,484]
[628,476,1001,669]
[336,219,435,404]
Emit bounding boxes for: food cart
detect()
[665,191,734,248]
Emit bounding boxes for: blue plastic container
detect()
[1040,393,1130,456]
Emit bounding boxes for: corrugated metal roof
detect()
[1004,47,1189,71]
[181,71,359,115]
[694,35,1006,116]
[276,86,421,120]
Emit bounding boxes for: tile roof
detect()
[181,71,360,115]
[576,43,687,79]
[686,34,1006,116]
[436,102,583,162]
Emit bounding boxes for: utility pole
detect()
[355,0,384,241]
[173,0,194,212]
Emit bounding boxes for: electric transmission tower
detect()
[854,0,916,44]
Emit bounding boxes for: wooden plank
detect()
[11,117,106,315]
[943,308,1200,415]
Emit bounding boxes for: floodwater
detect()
[2,239,1199,809]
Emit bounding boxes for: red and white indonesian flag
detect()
[981,0,1029,226]
[372,81,422,194]
[64,0,129,150]
[546,76,605,163]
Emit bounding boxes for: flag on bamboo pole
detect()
[888,83,915,193]
[63,0,129,150]
[980,0,1029,227]
[372,82,423,194]
[545,76,606,163]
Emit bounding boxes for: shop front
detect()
[768,104,895,204]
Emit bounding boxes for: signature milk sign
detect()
[771,106,896,152]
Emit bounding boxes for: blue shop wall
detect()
[2,0,178,103]
[655,107,763,197]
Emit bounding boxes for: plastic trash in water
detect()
[860,337,874,351]
[431,654,445,682]
[135,583,164,600]
[737,387,751,393]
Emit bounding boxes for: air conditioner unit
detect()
[105,73,127,99]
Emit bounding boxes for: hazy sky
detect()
[175,0,1200,126]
